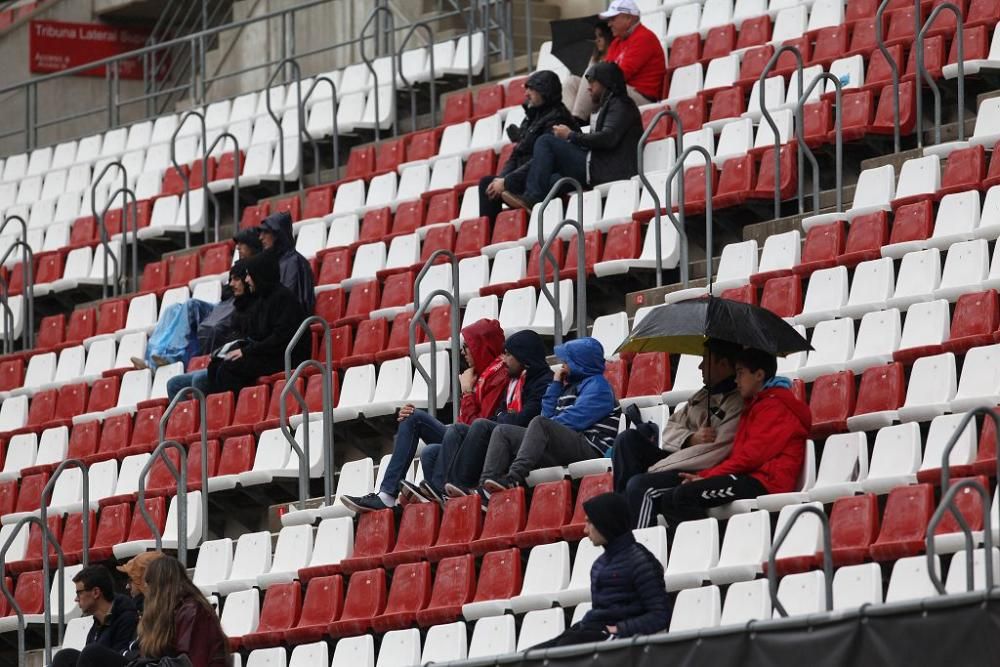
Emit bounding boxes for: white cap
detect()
[599,0,641,19]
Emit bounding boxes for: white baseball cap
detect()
[599,0,641,19]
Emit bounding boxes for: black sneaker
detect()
[418,480,445,505]
[341,493,391,514]
[399,480,428,504]
[483,476,522,494]
[474,487,491,512]
[444,483,469,498]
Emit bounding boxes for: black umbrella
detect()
[549,15,601,77]
[616,296,812,357]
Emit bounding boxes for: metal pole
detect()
[637,109,684,287]
[157,387,208,551]
[536,176,586,345]
[767,505,834,616]
[398,22,438,132]
[796,73,843,215]
[412,249,462,424]
[170,110,207,248]
[875,0,902,153]
[136,439,189,561]
[91,160,128,297]
[926,478,993,594]
[758,45,806,218]
[664,146,716,293]
[916,4,965,147]
[301,76,340,181]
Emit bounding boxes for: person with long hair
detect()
[137,556,228,667]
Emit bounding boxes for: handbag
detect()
[126,656,194,667]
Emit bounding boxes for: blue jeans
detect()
[524,134,590,203]
[380,409,448,496]
[422,418,500,492]
[166,369,210,402]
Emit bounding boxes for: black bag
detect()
[126,656,193,667]
[623,403,658,443]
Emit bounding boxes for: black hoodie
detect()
[86,593,139,653]
[502,70,580,180]
[259,211,316,314]
[495,330,554,426]
[567,61,642,186]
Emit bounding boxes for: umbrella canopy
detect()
[549,15,601,77]
[617,297,812,357]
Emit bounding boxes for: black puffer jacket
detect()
[495,330,554,426]
[259,211,316,314]
[502,70,579,179]
[568,61,642,186]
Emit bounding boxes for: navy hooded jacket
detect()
[259,211,316,314]
[495,330,554,427]
[542,337,620,453]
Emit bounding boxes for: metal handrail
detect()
[204,131,242,227]
[759,45,806,219]
[360,6,398,142]
[916,3,965,148]
[297,74,341,182]
[266,59,309,194]
[536,176,584,345]
[408,288,461,422]
[156,386,209,551]
[664,146,718,294]
[135,439,190,562]
[279,360,330,510]
[39,459,90,569]
[170,110,210,247]
[539,217,586,347]
[90,161,128,298]
[0,515,65,665]
[637,108,685,287]
[0,238,33,351]
[0,275,13,356]
[99,186,141,294]
[0,214,32,349]
[939,408,1000,491]
[875,0,903,153]
[397,22,438,133]
[796,72,843,215]
[926,478,994,595]
[767,504,834,617]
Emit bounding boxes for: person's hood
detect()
[504,330,550,376]
[554,337,607,380]
[753,385,813,431]
[524,70,563,108]
[259,211,295,254]
[583,492,632,543]
[244,251,282,296]
[461,318,506,374]
[229,258,248,281]
[586,60,628,98]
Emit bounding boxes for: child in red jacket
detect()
[658,347,812,531]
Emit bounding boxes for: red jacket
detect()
[458,319,508,424]
[698,386,811,494]
[604,22,666,102]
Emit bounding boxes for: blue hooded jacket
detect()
[542,337,620,453]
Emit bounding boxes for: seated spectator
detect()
[117,550,164,613]
[502,62,641,211]
[479,71,579,223]
[533,492,671,648]
[614,339,744,528]
[206,252,309,396]
[415,330,554,501]
[342,318,508,513]
[656,348,811,532]
[477,337,619,496]
[51,566,139,667]
[569,20,613,123]
[258,211,316,314]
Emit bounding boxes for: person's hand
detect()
[553,364,570,383]
[486,177,505,199]
[606,625,618,635]
[397,404,416,422]
[690,427,717,446]
[225,348,243,361]
[552,124,572,140]
[459,367,477,393]
[679,472,702,485]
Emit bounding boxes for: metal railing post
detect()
[40,459,90,568]
[299,75,340,183]
[535,176,585,345]
[100,187,140,294]
[91,161,129,298]
[157,387,209,555]
[0,215,34,349]
[926,478,994,594]
[876,0,903,153]
[767,505,834,617]
[171,110,209,247]
[411,250,461,423]
[135,439,189,562]
[360,6,398,142]
[279,360,334,509]
[759,46,806,218]
[205,132,243,229]
[398,22,437,132]
[638,109,685,287]
[664,146,718,294]
[796,73,844,215]
[916,3,965,148]
[266,59,304,194]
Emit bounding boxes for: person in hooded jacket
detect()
[413,329,554,501]
[258,210,316,314]
[206,252,309,396]
[342,318,509,513]
[533,493,672,648]
[477,337,620,494]
[657,347,812,532]
[502,61,641,211]
[479,70,579,223]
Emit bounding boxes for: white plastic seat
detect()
[120,292,158,335]
[752,108,794,154]
[669,585,721,631]
[590,313,629,360]
[741,76,786,124]
[256,524,313,588]
[664,518,719,591]
[895,299,950,363]
[193,537,234,595]
[934,239,989,301]
[794,265,848,326]
[803,165,895,230]
[376,628,421,667]
[331,365,376,422]
[797,318,854,382]
[341,242,387,288]
[293,221,326,260]
[463,114,504,158]
[297,516,354,576]
[847,309,900,374]
[498,286,536,334]
[467,615,516,659]
[832,562,883,610]
[219,587,259,639]
[301,457,376,523]
[896,351,957,423]
[860,422,921,494]
[702,54,740,93]
[421,621,467,664]
[770,4,807,43]
[709,510,770,585]
[919,412,977,484]
[0,523,28,564]
[756,441,817,511]
[215,531,272,596]
[808,432,869,503]
[446,33,485,77]
[661,354,702,405]
[11,351,56,397]
[113,490,203,558]
[516,607,565,651]
[0,433,37,481]
[776,326,807,379]
[945,548,1000,594]
[530,279,574,337]
[60,616,94,653]
[840,257,895,319]
[755,230,800,276]
[767,501,824,567]
[23,563,83,626]
[924,190,983,251]
[714,118,755,166]
[665,2,701,45]
[886,248,941,310]
[598,180,641,229]
[951,343,1000,412]
[719,578,771,626]
[775,570,827,617]
[885,554,941,603]
[551,538,603,607]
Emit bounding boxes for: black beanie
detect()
[583,492,632,543]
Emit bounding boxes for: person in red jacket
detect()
[657,347,811,532]
[342,318,508,513]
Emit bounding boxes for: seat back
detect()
[471,547,521,603]
[341,568,387,622]
[256,582,302,633]
[297,574,344,627]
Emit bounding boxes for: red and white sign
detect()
[29,20,151,79]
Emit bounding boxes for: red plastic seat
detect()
[374,139,406,176]
[187,355,211,372]
[327,568,387,637]
[759,275,802,318]
[702,24,735,62]
[424,191,456,227]
[837,211,888,267]
[86,376,121,420]
[467,548,522,606]
[284,574,343,644]
[11,473,47,514]
[863,44,906,92]
[925,0,967,38]
[94,299,126,337]
[375,271,416,314]
[887,199,934,248]
[751,145,797,201]
[736,15,771,50]
[69,216,98,248]
[561,472,613,540]
[88,502,131,561]
[34,253,64,290]
[62,308,97,348]
[89,413,133,466]
[884,6,917,46]
[382,502,440,568]
[19,389,57,433]
[967,0,1000,27]
[624,353,671,400]
[66,421,100,463]
[598,223,641,264]
[462,150,498,190]
[252,380,303,434]
[240,582,302,649]
[713,155,756,209]
[215,150,246,184]
[933,475,989,543]
[668,33,701,71]
[845,0,877,24]
[214,435,255,478]
[848,17,882,55]
[561,230,603,279]
[675,165,719,214]
[124,406,166,456]
[937,145,985,198]
[314,289,345,325]
[218,384,269,439]
[514,480,573,548]
[416,225,457,268]
[490,208,527,246]
[801,100,832,148]
[871,81,916,137]
[809,371,856,438]
[161,165,189,196]
[792,221,844,276]
[198,391,234,442]
[374,313,422,364]
[942,290,1000,355]
[721,284,757,304]
[869,483,934,561]
[317,248,352,287]
[342,146,375,183]
[952,415,999,478]
[837,90,875,143]
[199,245,232,276]
[140,261,167,294]
[506,77,528,103]
[168,254,199,288]
[302,185,334,221]
[358,208,392,246]
[902,34,946,81]
[120,496,167,547]
[673,96,706,132]
[185,438,220,491]
[442,91,473,125]
[736,45,774,86]
[474,85,505,118]
[415,553,476,627]
[426,494,482,562]
[0,479,15,517]
[62,510,97,565]
[10,570,45,615]
[641,107,670,142]
[455,218,490,260]
[145,447,182,497]
[335,280,380,328]
[706,87,745,128]
[406,129,439,163]
[341,509,396,574]
[165,399,199,442]
[470,487,527,555]
[810,26,848,67]
[370,560,432,632]
[603,359,627,401]
[35,314,65,352]
[340,319,389,369]
[8,515,62,574]
[829,494,880,567]
[851,363,905,424]
[774,37,810,77]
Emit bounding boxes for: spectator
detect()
[477,337,619,495]
[117,550,164,612]
[479,71,579,223]
[601,0,666,105]
[415,330,554,500]
[656,348,811,531]
[165,260,255,401]
[195,228,266,354]
[502,62,641,211]
[258,210,316,314]
[136,556,228,667]
[341,318,508,513]
[533,493,671,648]
[569,20,614,123]
[50,566,138,667]
[614,339,744,528]
[206,252,309,395]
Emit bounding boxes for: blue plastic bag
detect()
[146,299,217,368]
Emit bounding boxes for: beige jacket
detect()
[648,384,744,473]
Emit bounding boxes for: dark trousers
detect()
[524,134,589,203]
[612,429,670,494]
[531,626,614,650]
[52,644,130,667]
[380,410,448,496]
[659,473,767,529]
[422,418,499,492]
[478,170,528,223]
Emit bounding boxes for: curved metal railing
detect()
[759,45,806,219]
[171,109,212,247]
[767,504,834,617]
[411,249,461,422]
[796,72,843,215]
[397,21,437,132]
[875,0,904,153]
[360,6,398,142]
[664,146,719,295]
[537,176,585,345]
[99,186,140,294]
[39,459,90,569]
[135,439,190,562]
[637,108,685,287]
[266,58,316,193]
[0,236,33,351]
[0,214,32,349]
[295,73,341,185]
[204,130,243,228]
[916,3,965,148]
[91,161,129,297]
[539,216,587,347]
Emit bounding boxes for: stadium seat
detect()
[869,484,935,561]
[327,568,387,637]
[709,510,770,585]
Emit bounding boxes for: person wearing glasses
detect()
[50,565,138,667]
